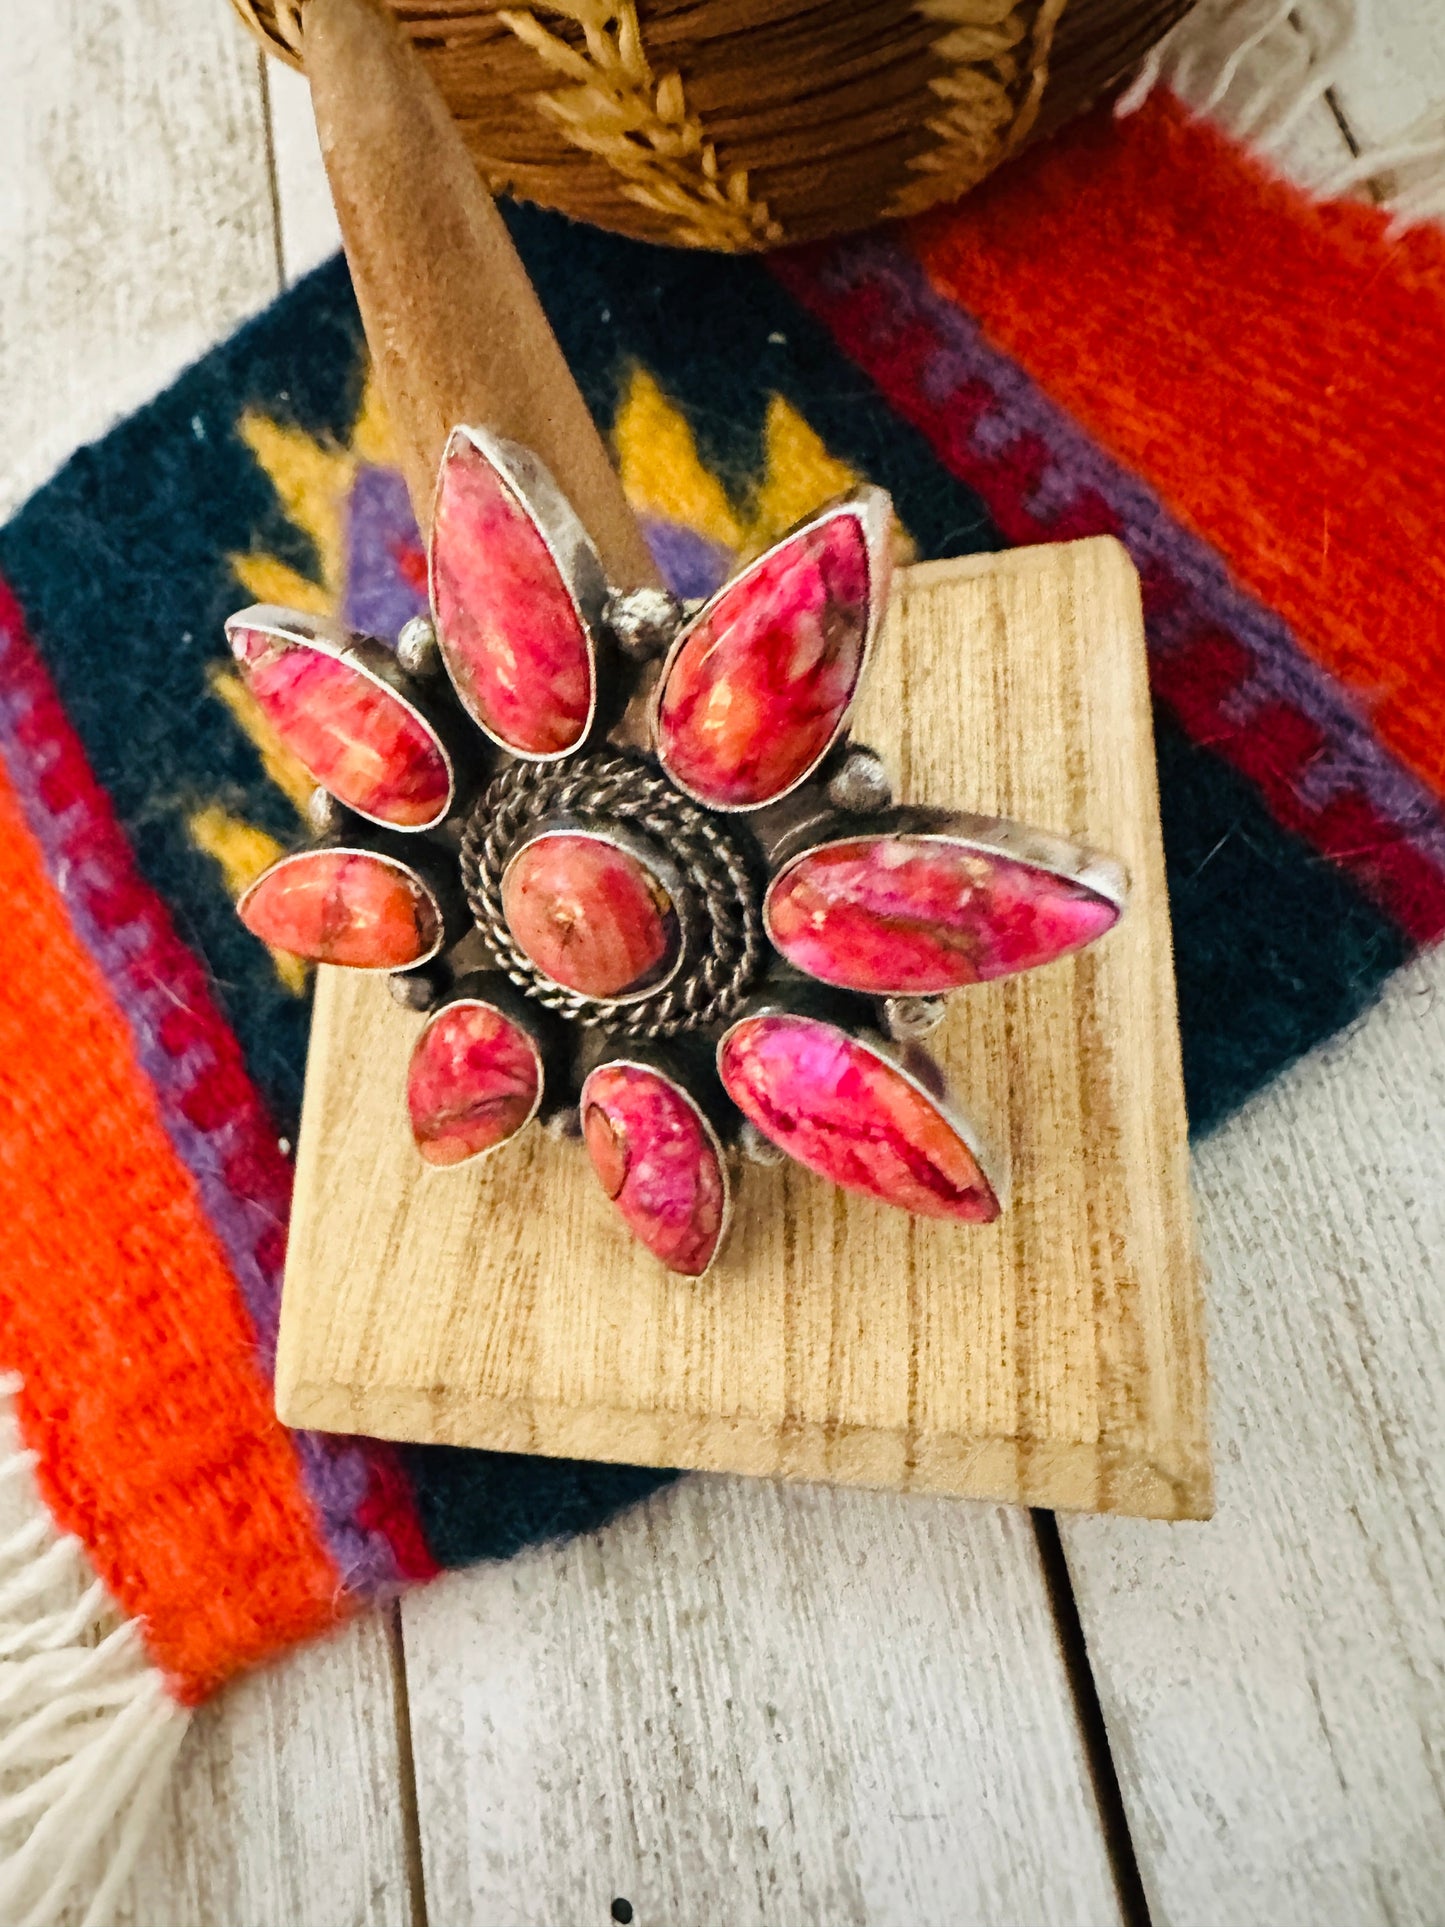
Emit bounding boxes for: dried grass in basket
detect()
[229,0,1193,249]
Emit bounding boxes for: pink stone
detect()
[431,434,594,757]
[502,832,679,1000]
[655,510,872,808]
[238,848,441,969]
[407,1000,541,1166]
[582,1062,727,1275]
[718,1013,998,1222]
[765,835,1121,993]
[230,625,451,829]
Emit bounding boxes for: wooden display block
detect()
[276,537,1210,1520]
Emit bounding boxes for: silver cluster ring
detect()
[460,750,767,1039]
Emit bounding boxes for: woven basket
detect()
[233,0,1190,250]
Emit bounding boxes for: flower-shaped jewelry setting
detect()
[230,426,1127,1276]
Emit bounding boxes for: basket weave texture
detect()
[231,0,1190,249]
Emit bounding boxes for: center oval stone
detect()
[501,830,681,1001]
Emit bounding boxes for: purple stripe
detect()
[819,237,1445,871]
[0,602,407,1599]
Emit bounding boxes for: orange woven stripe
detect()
[911,93,1445,801]
[0,766,344,1702]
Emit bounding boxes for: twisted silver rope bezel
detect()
[460,750,767,1039]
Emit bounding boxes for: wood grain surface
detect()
[401,1477,1125,1927]
[1063,945,1445,1926]
[6,1,1444,1918]
[277,538,1208,1519]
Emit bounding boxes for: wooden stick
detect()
[300,0,660,586]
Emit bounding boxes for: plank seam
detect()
[1031,1509,1154,1927]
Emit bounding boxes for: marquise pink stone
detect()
[231,628,451,828]
[582,1063,726,1275]
[502,833,679,1000]
[239,849,440,969]
[765,836,1121,993]
[655,512,871,807]
[718,1013,998,1222]
[407,1002,541,1166]
[431,436,593,756]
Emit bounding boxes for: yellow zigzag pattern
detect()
[205,363,877,994]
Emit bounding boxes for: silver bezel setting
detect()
[499,817,694,1006]
[715,1002,1005,1214]
[648,485,895,814]
[409,989,547,1165]
[237,844,450,972]
[225,603,458,833]
[762,807,1128,997]
[428,426,609,763]
[579,1054,734,1278]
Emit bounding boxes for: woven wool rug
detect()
[2,90,1443,1919]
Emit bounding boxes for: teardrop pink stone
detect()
[431,436,594,756]
[718,1013,998,1222]
[230,626,451,829]
[407,1001,541,1166]
[502,833,680,1000]
[239,849,441,969]
[655,511,871,808]
[765,836,1121,993]
[582,1063,726,1275]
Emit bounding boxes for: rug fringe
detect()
[0,1372,191,1927]
[1116,0,1445,224]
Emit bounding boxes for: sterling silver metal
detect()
[428,426,611,762]
[395,613,441,678]
[579,1048,734,1278]
[605,585,684,661]
[459,749,767,1040]
[826,745,894,815]
[409,970,552,1164]
[237,842,456,972]
[882,994,947,1041]
[498,815,695,1006]
[761,804,1129,998]
[647,485,895,815]
[716,996,1007,1209]
[225,603,463,833]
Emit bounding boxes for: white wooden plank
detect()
[265,56,344,280]
[0,4,416,1922]
[1061,943,1445,1926]
[113,1614,419,1927]
[401,1477,1124,1927]
[1328,0,1445,149]
[0,0,284,521]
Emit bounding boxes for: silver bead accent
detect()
[882,994,947,1042]
[826,747,893,814]
[738,1120,786,1167]
[542,1104,582,1141]
[396,614,441,677]
[388,971,439,1012]
[306,786,344,835]
[605,586,683,660]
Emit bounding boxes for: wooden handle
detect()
[300,0,659,587]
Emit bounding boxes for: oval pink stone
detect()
[765,835,1122,994]
[655,511,871,808]
[239,849,441,969]
[431,435,594,757]
[582,1063,727,1275]
[407,1001,542,1166]
[231,626,451,829]
[502,832,679,1001]
[718,1013,998,1222]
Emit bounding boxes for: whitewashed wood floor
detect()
[5,6,1444,1922]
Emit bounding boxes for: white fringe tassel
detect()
[1116,0,1445,226]
[0,1373,191,1927]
